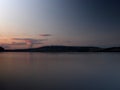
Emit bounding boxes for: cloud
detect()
[39,34,52,37]
[12,38,30,41]
[0,42,27,49]
[12,38,46,48]
[0,44,10,49]
[12,38,47,42]
[33,42,43,44]
[12,38,36,41]
[11,42,26,45]
[0,36,49,49]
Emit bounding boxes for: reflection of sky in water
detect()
[0,53,120,89]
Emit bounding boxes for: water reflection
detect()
[0,52,120,89]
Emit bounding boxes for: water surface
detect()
[0,52,120,90]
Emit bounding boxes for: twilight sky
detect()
[0,0,120,49]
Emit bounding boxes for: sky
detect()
[0,0,120,49]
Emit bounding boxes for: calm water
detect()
[0,52,120,90]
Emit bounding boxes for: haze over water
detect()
[0,52,120,89]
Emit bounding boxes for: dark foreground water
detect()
[0,52,120,90]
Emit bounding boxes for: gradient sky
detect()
[0,0,120,49]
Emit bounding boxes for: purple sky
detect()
[0,0,120,49]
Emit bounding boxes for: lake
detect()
[0,52,120,90]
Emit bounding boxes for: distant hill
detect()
[5,46,120,52]
[102,47,120,52]
[0,47,5,52]
[5,46,102,52]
